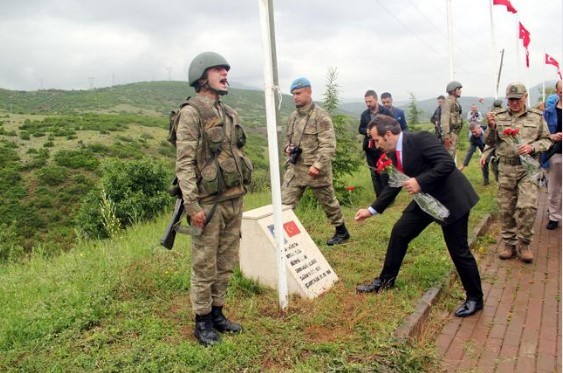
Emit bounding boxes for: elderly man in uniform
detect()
[441,81,464,160]
[282,77,350,246]
[484,82,552,263]
[176,51,253,346]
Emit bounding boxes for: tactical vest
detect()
[185,96,253,196]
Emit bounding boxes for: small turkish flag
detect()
[283,221,300,237]
[493,0,517,13]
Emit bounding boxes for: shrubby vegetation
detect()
[0,81,348,263]
[75,158,171,240]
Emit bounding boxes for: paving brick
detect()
[435,191,561,371]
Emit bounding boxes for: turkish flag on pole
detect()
[519,22,531,48]
[519,22,531,67]
[493,0,518,13]
[546,53,563,79]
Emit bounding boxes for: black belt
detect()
[499,157,521,166]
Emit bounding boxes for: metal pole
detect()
[496,49,505,97]
[446,0,454,80]
[489,0,498,99]
[258,0,288,311]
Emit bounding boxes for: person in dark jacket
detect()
[354,115,483,318]
[459,121,491,185]
[430,95,446,141]
[358,90,393,197]
[381,92,408,131]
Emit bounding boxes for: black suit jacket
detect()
[359,106,393,165]
[370,131,479,225]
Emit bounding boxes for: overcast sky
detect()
[1,0,561,102]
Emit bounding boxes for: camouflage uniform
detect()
[441,96,463,159]
[485,107,551,248]
[175,95,252,316]
[282,102,344,227]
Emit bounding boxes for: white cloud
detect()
[0,0,560,101]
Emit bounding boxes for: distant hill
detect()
[0,81,299,128]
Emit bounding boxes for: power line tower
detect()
[88,76,95,90]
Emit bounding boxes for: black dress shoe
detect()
[454,299,483,317]
[547,220,559,230]
[356,277,395,293]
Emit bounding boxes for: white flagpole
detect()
[489,0,498,99]
[516,18,521,82]
[543,50,546,103]
[258,0,288,311]
[446,0,454,80]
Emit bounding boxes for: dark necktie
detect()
[396,150,403,172]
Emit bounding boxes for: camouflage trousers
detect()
[190,197,243,316]
[445,131,460,160]
[282,183,345,227]
[497,162,540,246]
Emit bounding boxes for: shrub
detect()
[75,157,171,239]
[54,149,98,170]
[37,166,68,186]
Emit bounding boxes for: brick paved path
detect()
[436,189,562,372]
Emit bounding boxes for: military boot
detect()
[212,306,242,333]
[498,244,516,260]
[194,312,221,346]
[517,240,533,263]
[327,224,350,246]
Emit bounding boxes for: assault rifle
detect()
[160,177,184,250]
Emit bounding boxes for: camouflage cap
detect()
[505,83,527,99]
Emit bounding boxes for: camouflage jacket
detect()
[440,96,463,136]
[484,107,552,160]
[175,95,252,215]
[284,102,335,187]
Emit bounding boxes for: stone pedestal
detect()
[240,205,339,299]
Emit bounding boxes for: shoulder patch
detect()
[527,108,543,116]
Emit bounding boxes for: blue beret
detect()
[290,77,311,92]
[546,94,559,108]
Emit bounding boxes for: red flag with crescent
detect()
[283,221,300,237]
[545,53,563,79]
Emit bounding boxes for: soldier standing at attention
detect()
[282,77,350,246]
[441,81,464,160]
[484,82,552,263]
[176,52,253,346]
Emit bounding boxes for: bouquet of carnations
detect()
[376,154,450,222]
[503,128,542,185]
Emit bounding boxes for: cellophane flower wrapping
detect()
[503,128,542,186]
[376,154,450,222]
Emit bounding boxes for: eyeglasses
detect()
[507,98,521,101]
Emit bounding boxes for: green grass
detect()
[0,159,498,372]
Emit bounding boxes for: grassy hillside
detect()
[0,165,499,371]
[0,82,294,255]
[0,81,362,258]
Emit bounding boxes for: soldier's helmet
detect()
[446,81,463,93]
[188,52,230,87]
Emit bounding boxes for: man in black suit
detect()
[354,115,483,317]
[358,90,393,197]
